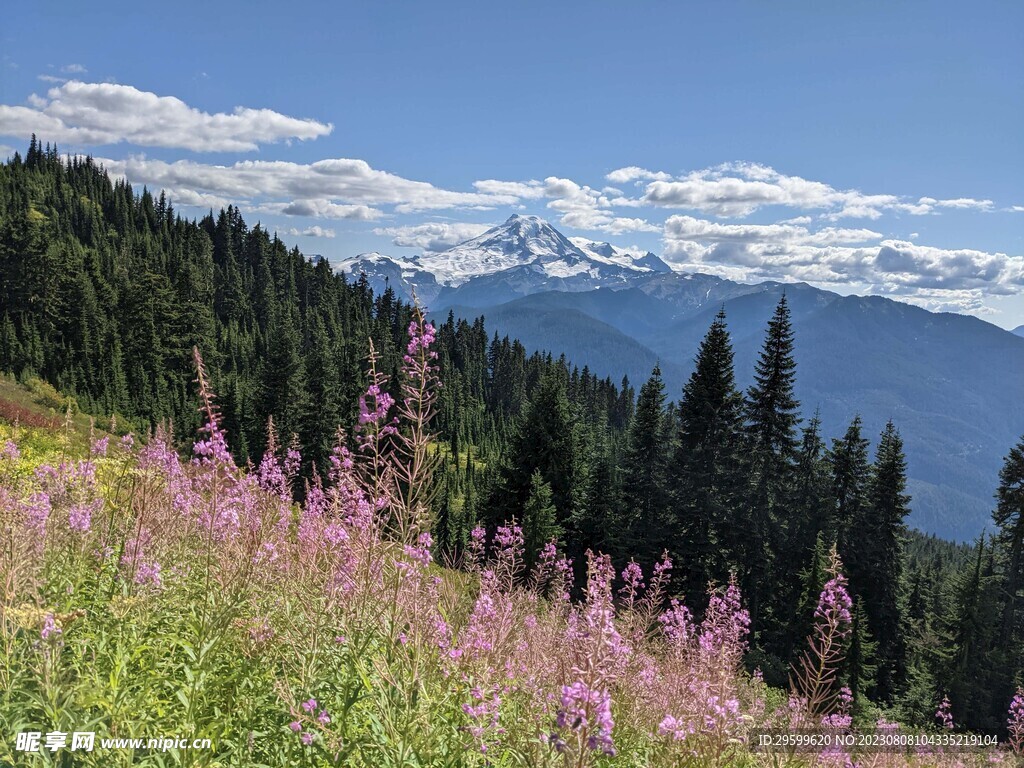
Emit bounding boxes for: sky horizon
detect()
[2,1,1022,326]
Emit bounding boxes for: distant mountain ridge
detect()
[338,215,1024,540]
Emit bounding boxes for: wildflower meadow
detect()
[1,316,1021,767]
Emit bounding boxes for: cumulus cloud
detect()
[286,226,335,238]
[600,162,994,221]
[0,81,332,151]
[270,199,381,220]
[96,155,521,217]
[473,179,546,198]
[536,176,658,233]
[162,188,232,210]
[605,166,672,184]
[662,213,1024,307]
[375,222,491,252]
[663,216,882,247]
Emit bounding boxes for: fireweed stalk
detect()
[791,546,853,719]
[2,322,1022,766]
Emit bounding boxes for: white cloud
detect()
[473,179,546,198]
[37,74,67,84]
[605,166,672,184]
[916,196,993,211]
[662,213,1024,306]
[0,81,332,151]
[267,199,382,220]
[61,64,87,74]
[163,188,232,210]
[375,222,490,252]
[96,155,521,217]
[663,215,882,247]
[645,164,893,218]
[286,226,335,238]
[537,176,658,233]
[609,162,996,222]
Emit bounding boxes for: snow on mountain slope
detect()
[334,215,676,304]
[569,237,674,273]
[416,214,589,285]
[335,252,442,304]
[336,251,422,276]
[418,214,665,286]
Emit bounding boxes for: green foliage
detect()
[620,365,671,567]
[522,469,561,571]
[670,309,745,601]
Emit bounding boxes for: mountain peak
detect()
[411,214,672,287]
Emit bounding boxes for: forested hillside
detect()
[0,141,1021,731]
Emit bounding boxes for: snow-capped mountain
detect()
[334,214,676,305]
[417,214,667,286]
[335,252,442,304]
[569,237,673,274]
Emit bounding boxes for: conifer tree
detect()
[490,371,577,531]
[994,435,1024,662]
[621,364,671,566]
[742,294,801,630]
[790,411,831,555]
[944,539,1005,731]
[671,309,744,598]
[522,469,561,572]
[433,474,458,562]
[259,304,308,446]
[846,599,879,703]
[771,412,833,659]
[866,420,911,701]
[785,532,830,672]
[577,419,622,558]
[830,416,871,562]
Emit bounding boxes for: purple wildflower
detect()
[1008,687,1024,754]
[41,613,61,640]
[936,695,954,730]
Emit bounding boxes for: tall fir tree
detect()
[944,539,1006,732]
[671,309,744,600]
[742,294,801,633]
[829,416,871,558]
[993,435,1024,699]
[866,421,911,701]
[490,371,578,533]
[621,364,671,567]
[845,599,880,704]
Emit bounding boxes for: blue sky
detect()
[2,1,1023,323]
